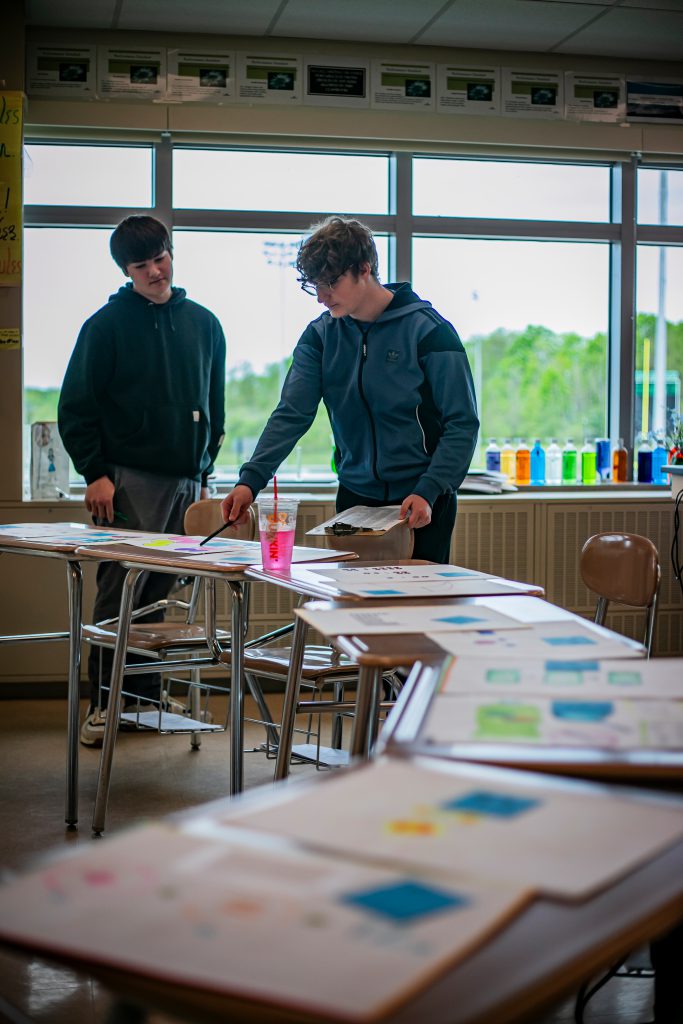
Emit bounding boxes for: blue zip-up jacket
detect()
[239,283,479,506]
[58,284,226,486]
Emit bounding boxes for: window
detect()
[173,228,388,478]
[412,238,609,461]
[413,157,610,222]
[23,141,683,491]
[24,144,153,207]
[173,149,390,214]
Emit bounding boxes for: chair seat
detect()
[83,622,230,652]
[219,644,358,680]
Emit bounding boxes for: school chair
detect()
[83,500,257,749]
[579,531,661,657]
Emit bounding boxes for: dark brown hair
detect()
[110,215,172,272]
[296,216,379,284]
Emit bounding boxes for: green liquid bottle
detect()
[581,438,597,485]
[562,439,577,484]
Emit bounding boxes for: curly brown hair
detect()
[296,216,379,285]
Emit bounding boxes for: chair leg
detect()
[189,667,201,750]
[594,596,609,627]
[644,592,658,658]
[245,671,280,750]
[331,680,345,750]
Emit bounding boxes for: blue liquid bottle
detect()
[530,439,546,485]
[636,436,653,483]
[485,439,501,473]
[651,435,668,485]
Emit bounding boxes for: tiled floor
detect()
[0,697,656,1024]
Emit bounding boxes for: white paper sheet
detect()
[420,693,683,751]
[438,655,683,699]
[429,619,644,658]
[0,822,527,1022]
[225,758,683,900]
[307,505,404,536]
[297,603,529,636]
[313,564,489,582]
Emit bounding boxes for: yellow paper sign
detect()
[0,92,23,287]
[0,327,20,350]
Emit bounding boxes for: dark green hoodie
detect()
[58,284,226,485]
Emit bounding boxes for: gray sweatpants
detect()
[89,466,200,707]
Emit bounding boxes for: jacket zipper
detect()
[357,325,388,502]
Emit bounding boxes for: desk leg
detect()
[274,616,308,782]
[92,567,142,836]
[350,665,382,760]
[65,559,83,828]
[227,580,244,796]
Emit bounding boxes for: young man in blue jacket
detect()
[58,216,226,746]
[221,215,478,562]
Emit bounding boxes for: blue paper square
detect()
[435,614,485,625]
[366,588,403,596]
[542,635,595,646]
[340,879,468,924]
[441,790,540,818]
[545,660,600,672]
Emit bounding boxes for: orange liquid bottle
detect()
[612,438,628,483]
[515,440,530,485]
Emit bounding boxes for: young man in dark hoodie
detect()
[58,216,226,746]
[221,215,478,562]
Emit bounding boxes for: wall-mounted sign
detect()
[626,79,683,124]
[27,45,97,98]
[167,49,234,102]
[565,73,625,123]
[304,56,369,108]
[502,68,563,119]
[371,61,435,110]
[98,47,167,100]
[0,92,22,287]
[437,65,500,116]
[237,54,302,104]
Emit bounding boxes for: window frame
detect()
[23,137,683,488]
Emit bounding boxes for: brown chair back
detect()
[183,499,256,542]
[324,523,414,562]
[579,532,660,655]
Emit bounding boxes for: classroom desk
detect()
[0,763,681,1024]
[248,569,548,774]
[0,526,123,828]
[74,543,356,835]
[379,658,683,785]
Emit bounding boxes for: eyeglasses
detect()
[298,267,351,296]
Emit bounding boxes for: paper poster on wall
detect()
[98,47,166,100]
[166,49,234,102]
[236,54,301,104]
[502,68,563,119]
[0,92,22,287]
[27,45,97,98]
[626,79,683,123]
[0,328,20,350]
[436,65,500,116]
[371,60,435,110]
[30,422,69,500]
[564,73,624,123]
[303,56,369,108]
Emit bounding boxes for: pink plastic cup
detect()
[258,498,298,571]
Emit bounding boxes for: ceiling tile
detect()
[26,0,116,29]
[557,7,683,58]
[116,0,282,34]
[416,0,605,50]
[272,0,449,44]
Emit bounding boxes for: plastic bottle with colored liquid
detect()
[530,440,546,485]
[515,440,530,485]
[636,435,653,483]
[562,439,577,484]
[651,435,669,485]
[485,439,501,473]
[612,438,628,483]
[581,438,597,485]
[500,439,516,481]
[546,439,562,485]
